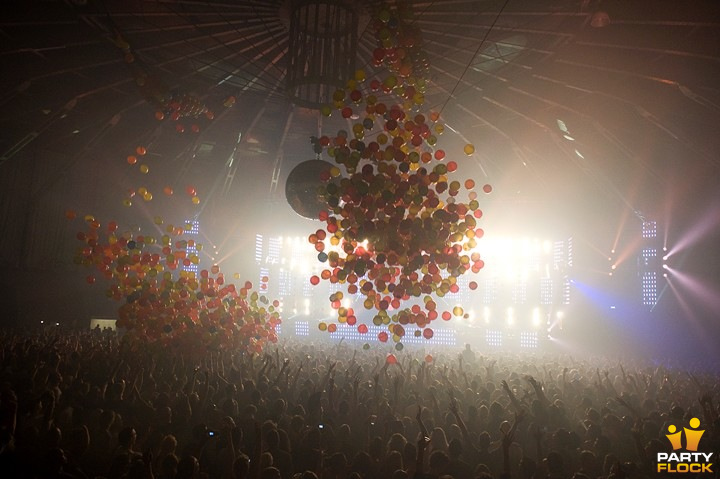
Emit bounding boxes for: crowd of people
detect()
[0,326,718,479]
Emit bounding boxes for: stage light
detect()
[611,264,616,270]
[294,321,310,336]
[641,271,658,305]
[520,331,538,348]
[532,308,541,327]
[486,330,503,347]
[556,311,564,319]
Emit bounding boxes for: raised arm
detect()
[448,395,480,457]
[501,380,524,414]
[416,405,429,438]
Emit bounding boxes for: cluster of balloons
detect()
[74,34,276,355]
[371,4,430,83]
[70,213,281,354]
[154,91,215,134]
[121,143,201,207]
[113,32,213,132]
[307,4,491,346]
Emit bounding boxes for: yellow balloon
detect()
[140,164,149,174]
[464,144,475,155]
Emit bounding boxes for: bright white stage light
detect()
[532,308,541,327]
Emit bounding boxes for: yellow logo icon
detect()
[666,417,705,452]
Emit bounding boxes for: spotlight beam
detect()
[665,203,720,258]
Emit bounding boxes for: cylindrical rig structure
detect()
[286,0,359,108]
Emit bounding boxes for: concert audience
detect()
[0,328,718,479]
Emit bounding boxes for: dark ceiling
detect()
[1,0,720,271]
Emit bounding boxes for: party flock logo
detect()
[657,417,713,473]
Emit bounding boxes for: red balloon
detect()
[378,331,388,342]
[423,328,434,339]
[386,353,397,364]
[358,324,368,334]
[310,275,320,285]
[483,184,493,193]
